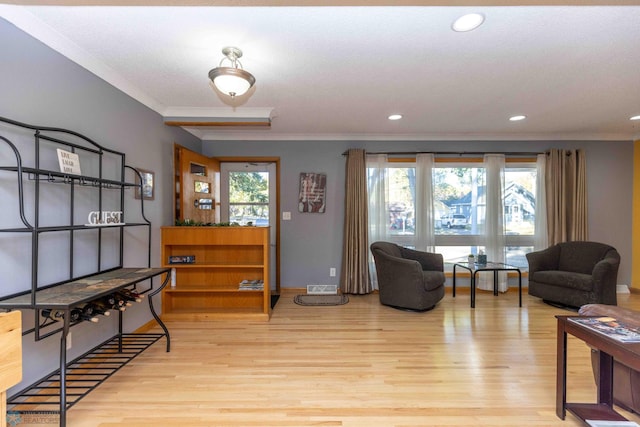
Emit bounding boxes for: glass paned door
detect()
[221,162,277,290]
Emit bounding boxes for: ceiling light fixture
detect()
[388,114,403,121]
[509,115,527,121]
[630,115,640,121]
[208,47,256,98]
[452,13,485,32]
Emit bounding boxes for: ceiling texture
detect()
[1,1,640,141]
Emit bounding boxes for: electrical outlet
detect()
[330,268,336,277]
[66,332,72,350]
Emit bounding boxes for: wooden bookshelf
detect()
[161,226,271,321]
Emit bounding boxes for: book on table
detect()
[569,316,640,343]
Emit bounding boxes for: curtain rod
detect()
[341,150,544,156]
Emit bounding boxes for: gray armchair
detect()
[370,241,445,311]
[526,241,620,308]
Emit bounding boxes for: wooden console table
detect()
[556,315,640,423]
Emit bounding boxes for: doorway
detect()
[220,161,279,293]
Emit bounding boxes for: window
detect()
[433,163,535,266]
[228,171,270,226]
[386,165,416,237]
[502,166,537,267]
[367,157,538,268]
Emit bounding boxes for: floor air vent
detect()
[306,284,338,295]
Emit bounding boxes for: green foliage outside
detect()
[229,171,269,221]
[230,172,268,203]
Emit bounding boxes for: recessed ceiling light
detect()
[631,115,640,121]
[452,13,485,32]
[388,114,403,121]
[509,115,527,122]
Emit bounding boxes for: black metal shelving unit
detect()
[0,117,170,427]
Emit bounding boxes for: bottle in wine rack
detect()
[125,288,144,300]
[117,289,143,303]
[98,294,126,311]
[87,300,112,316]
[114,294,133,307]
[80,302,111,317]
[70,307,99,323]
[41,309,65,322]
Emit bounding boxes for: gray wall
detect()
[0,18,200,394]
[203,139,633,289]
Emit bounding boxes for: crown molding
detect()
[0,4,166,115]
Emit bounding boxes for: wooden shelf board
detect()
[165,286,265,293]
[163,264,263,269]
[161,308,270,322]
[566,403,627,422]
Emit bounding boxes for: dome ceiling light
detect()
[208,46,256,98]
[452,13,485,32]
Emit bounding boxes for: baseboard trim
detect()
[134,319,158,333]
[617,284,631,294]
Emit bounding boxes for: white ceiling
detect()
[2,2,640,141]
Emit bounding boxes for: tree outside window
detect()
[229,171,269,225]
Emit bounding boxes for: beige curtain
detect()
[341,148,372,294]
[546,149,588,245]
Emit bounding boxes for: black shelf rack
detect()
[0,117,170,427]
[7,333,163,418]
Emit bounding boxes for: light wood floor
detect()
[65,288,640,427]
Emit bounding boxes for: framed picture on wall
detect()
[195,181,210,193]
[298,172,326,213]
[135,168,155,200]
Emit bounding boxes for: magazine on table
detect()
[569,316,640,343]
[586,420,640,427]
[239,279,264,290]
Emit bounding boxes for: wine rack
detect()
[0,117,170,427]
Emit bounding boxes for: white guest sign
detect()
[85,211,124,226]
[57,148,82,175]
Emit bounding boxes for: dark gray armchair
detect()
[370,241,445,311]
[526,241,620,308]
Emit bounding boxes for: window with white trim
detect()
[367,158,537,268]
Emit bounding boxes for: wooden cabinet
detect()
[161,226,271,321]
[1,312,21,427]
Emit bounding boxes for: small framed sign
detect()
[56,149,82,175]
[135,168,155,200]
[195,181,210,193]
[298,172,326,213]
